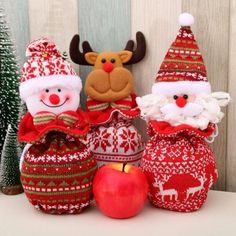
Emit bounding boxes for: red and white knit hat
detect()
[20,38,82,101]
[152,13,211,96]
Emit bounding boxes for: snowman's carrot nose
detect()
[49,94,60,105]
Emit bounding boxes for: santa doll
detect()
[136,13,230,212]
[18,38,97,214]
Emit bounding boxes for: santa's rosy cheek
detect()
[188,95,196,102]
[40,93,46,100]
[65,95,71,102]
[167,96,175,103]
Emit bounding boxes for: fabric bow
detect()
[87,96,133,111]
[33,111,79,129]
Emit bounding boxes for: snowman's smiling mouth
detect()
[40,98,68,108]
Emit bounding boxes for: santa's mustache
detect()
[160,103,203,117]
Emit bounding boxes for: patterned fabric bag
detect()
[87,114,144,167]
[21,132,97,214]
[141,121,217,212]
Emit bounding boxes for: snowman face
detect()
[25,87,80,116]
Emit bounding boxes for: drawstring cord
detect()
[205,125,219,143]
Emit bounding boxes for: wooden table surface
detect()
[0,190,236,236]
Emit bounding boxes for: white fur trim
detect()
[178,13,194,26]
[20,75,82,100]
[152,81,211,95]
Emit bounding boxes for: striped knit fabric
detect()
[21,132,97,214]
[156,26,207,83]
[33,111,79,126]
[87,96,133,111]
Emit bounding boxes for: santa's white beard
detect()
[136,92,230,130]
[160,103,203,117]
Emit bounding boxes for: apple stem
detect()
[122,163,127,172]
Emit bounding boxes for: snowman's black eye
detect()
[183,94,188,99]
[58,89,61,92]
[173,95,178,100]
[45,89,49,93]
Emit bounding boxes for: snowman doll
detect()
[18,38,97,214]
[136,13,230,212]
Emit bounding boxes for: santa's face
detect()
[161,93,203,117]
[137,91,230,130]
[25,87,80,116]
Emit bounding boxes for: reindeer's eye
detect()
[183,94,188,99]
[58,89,61,92]
[45,89,49,93]
[101,58,106,63]
[173,95,178,100]
[110,58,116,63]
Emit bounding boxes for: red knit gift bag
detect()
[21,132,97,214]
[141,121,217,212]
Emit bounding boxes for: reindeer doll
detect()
[70,33,146,166]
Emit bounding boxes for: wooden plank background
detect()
[2,0,29,66]
[78,0,131,107]
[227,0,236,192]
[182,0,230,192]
[28,0,79,73]
[3,0,236,192]
[131,0,182,140]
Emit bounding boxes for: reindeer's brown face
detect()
[69,32,146,102]
[84,51,133,102]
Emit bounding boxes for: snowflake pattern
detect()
[46,59,68,75]
[21,63,37,81]
[119,129,137,152]
[20,38,76,83]
[93,129,112,152]
[87,116,144,166]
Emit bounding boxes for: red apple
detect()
[93,163,148,219]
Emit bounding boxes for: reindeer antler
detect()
[124,31,146,65]
[69,34,94,65]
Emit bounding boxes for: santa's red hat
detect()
[20,38,82,101]
[152,13,211,96]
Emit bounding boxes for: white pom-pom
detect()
[178,13,194,26]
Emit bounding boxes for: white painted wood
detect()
[0,191,236,236]
[182,0,230,191]
[28,0,79,71]
[227,0,236,192]
[77,0,131,108]
[131,0,182,96]
[131,0,182,139]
